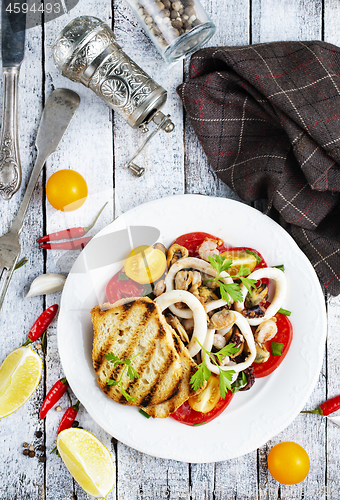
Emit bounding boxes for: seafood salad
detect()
[105,232,293,425]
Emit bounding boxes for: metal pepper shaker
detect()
[52,16,174,175]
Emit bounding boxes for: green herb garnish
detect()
[274,264,285,272]
[278,308,291,316]
[245,249,262,265]
[207,255,257,303]
[106,352,141,402]
[231,371,248,393]
[190,338,238,399]
[271,342,284,356]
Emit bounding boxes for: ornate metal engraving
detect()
[52,16,166,128]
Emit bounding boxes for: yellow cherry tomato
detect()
[124,245,166,285]
[188,374,220,413]
[267,442,310,484]
[46,169,88,212]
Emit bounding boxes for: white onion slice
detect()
[203,311,256,375]
[165,257,233,319]
[234,267,287,326]
[155,289,207,357]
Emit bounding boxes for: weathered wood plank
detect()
[113,2,189,499]
[0,19,45,500]
[322,6,340,496]
[252,2,326,500]
[251,0,322,43]
[43,2,115,499]
[184,1,255,498]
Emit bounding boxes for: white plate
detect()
[58,194,327,463]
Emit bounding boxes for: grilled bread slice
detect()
[91,297,183,407]
[143,329,200,418]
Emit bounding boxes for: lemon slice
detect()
[0,346,43,419]
[57,428,115,498]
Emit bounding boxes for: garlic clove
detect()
[26,274,67,298]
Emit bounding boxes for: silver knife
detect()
[0,0,26,200]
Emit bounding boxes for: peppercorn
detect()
[23,449,29,456]
[39,456,46,463]
[29,451,35,458]
[23,442,29,448]
[38,445,46,452]
[55,405,62,412]
[35,430,43,438]
[71,420,79,428]
[29,445,35,451]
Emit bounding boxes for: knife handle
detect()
[0,67,22,200]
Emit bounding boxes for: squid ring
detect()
[234,267,287,326]
[155,289,207,357]
[165,257,233,319]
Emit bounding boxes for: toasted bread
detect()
[142,329,200,418]
[91,297,183,407]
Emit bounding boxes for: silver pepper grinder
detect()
[52,16,174,176]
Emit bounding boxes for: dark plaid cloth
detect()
[177,41,340,296]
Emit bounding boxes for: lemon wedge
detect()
[57,428,115,498]
[0,346,43,419]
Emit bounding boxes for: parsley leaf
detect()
[219,370,234,399]
[214,343,239,364]
[127,364,140,380]
[190,362,211,392]
[233,265,257,295]
[190,338,236,399]
[106,378,119,386]
[274,264,285,272]
[105,352,120,364]
[105,352,140,401]
[208,255,232,275]
[206,254,245,303]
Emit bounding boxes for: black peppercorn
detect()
[29,451,35,458]
[23,449,29,456]
[35,431,43,438]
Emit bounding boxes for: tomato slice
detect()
[221,246,267,272]
[124,245,167,285]
[172,232,225,257]
[188,374,220,413]
[106,271,145,303]
[171,391,234,426]
[171,233,267,271]
[252,311,293,378]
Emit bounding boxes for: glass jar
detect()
[124,0,216,64]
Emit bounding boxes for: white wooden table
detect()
[1,1,340,498]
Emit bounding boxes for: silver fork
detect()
[0,88,80,310]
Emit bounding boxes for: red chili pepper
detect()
[37,203,107,243]
[57,400,80,434]
[40,236,92,250]
[39,377,69,419]
[301,395,340,416]
[22,304,59,346]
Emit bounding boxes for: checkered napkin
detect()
[177,41,340,295]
